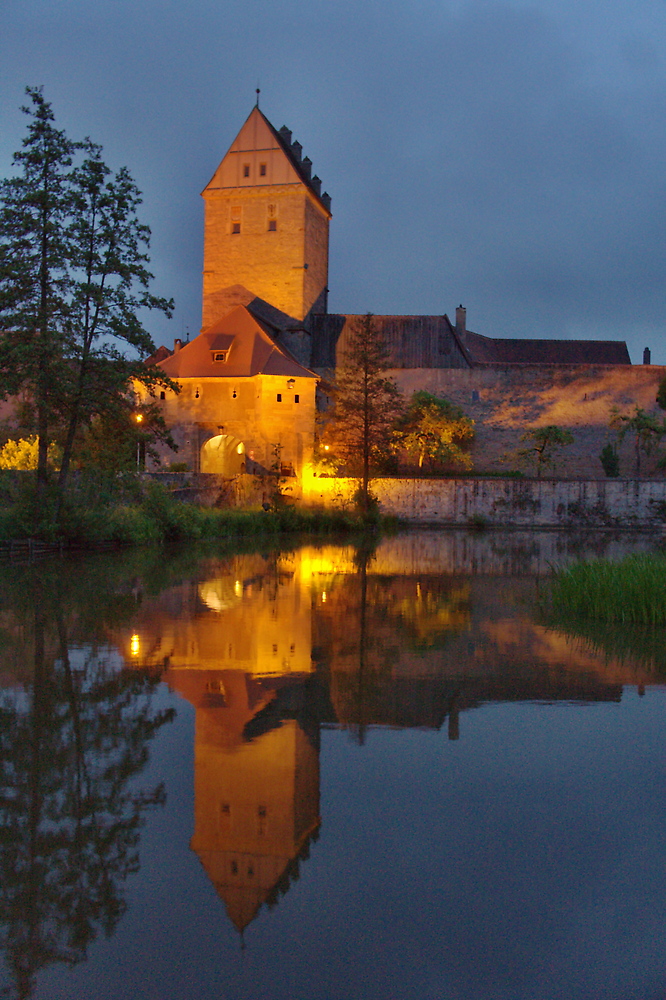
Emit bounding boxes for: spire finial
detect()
[255,87,260,108]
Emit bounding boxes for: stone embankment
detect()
[304,476,666,530]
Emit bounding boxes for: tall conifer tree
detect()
[325,314,402,511]
[0,88,174,498]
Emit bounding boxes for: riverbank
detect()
[0,474,395,550]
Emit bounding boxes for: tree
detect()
[0,89,76,491]
[395,391,474,471]
[322,314,403,512]
[0,88,174,500]
[610,406,665,476]
[517,425,574,478]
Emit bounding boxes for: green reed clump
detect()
[547,553,666,625]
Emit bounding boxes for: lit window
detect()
[268,219,277,231]
[232,222,240,234]
[243,164,250,177]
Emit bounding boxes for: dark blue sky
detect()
[3,0,666,362]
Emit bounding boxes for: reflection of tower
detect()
[170,669,320,933]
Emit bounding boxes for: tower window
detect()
[295,394,300,403]
[243,163,250,177]
[231,222,240,234]
[160,391,165,400]
[268,219,277,231]
[259,163,266,176]
[277,393,282,402]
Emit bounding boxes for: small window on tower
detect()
[268,219,277,231]
[277,393,282,402]
[243,163,250,178]
[259,163,266,176]
[213,351,227,363]
[294,394,300,403]
[232,222,241,234]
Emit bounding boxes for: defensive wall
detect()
[302,474,666,530]
[389,363,666,478]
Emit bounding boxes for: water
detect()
[1,530,665,1000]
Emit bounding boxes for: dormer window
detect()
[213,351,228,363]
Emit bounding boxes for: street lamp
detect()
[135,413,144,470]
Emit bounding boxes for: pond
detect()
[1,529,665,1000]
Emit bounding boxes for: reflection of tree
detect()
[0,567,175,999]
[390,582,470,651]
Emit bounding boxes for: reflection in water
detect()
[1,529,665,997]
[0,564,175,999]
[111,533,664,939]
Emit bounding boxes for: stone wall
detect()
[303,475,666,529]
[389,363,666,478]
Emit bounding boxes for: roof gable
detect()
[157,305,316,380]
[202,107,331,215]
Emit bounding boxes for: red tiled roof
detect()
[157,305,316,380]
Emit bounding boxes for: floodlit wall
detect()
[390,363,666,478]
[303,474,666,528]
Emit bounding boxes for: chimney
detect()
[643,347,651,365]
[301,155,312,179]
[291,140,302,162]
[278,125,292,145]
[311,174,322,195]
[174,338,182,353]
[455,305,467,339]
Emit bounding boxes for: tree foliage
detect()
[322,314,403,511]
[517,425,574,477]
[0,88,175,497]
[395,391,474,471]
[0,436,61,471]
[610,406,665,477]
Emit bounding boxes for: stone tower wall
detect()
[202,184,329,328]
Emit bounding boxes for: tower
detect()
[201,106,331,329]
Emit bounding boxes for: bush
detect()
[600,443,620,477]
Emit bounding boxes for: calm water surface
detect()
[1,530,666,1000]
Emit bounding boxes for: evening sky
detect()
[2,0,665,362]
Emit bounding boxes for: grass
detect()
[545,553,666,626]
[0,474,397,547]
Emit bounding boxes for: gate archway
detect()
[200,434,246,475]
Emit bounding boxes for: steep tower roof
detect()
[201,107,331,326]
[203,106,331,215]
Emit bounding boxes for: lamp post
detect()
[135,413,144,470]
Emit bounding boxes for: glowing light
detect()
[321,591,327,603]
[236,444,244,454]
[130,634,140,656]
[324,445,330,451]
[234,580,242,596]
[135,414,144,424]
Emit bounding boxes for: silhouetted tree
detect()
[0,88,175,503]
[323,314,402,512]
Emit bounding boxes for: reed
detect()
[547,553,666,625]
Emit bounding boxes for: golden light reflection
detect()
[130,634,140,656]
[234,580,242,597]
[321,592,327,603]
